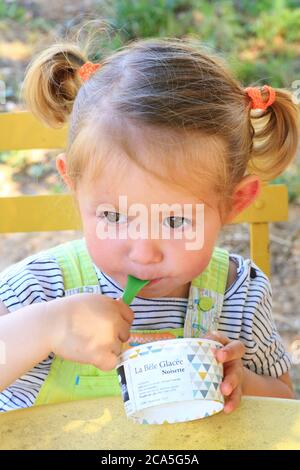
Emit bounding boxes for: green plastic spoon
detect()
[122,275,150,305]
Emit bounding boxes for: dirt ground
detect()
[0,0,299,397]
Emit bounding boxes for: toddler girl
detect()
[0,37,298,413]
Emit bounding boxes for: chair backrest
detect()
[0,112,289,278]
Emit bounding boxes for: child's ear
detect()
[56,153,75,191]
[223,175,262,224]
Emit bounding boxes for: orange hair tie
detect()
[78,61,101,81]
[245,85,275,111]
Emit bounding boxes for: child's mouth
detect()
[147,277,164,286]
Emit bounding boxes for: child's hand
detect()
[47,294,134,371]
[205,331,245,414]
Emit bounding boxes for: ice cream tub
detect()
[116,338,224,424]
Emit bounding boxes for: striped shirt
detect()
[0,246,291,412]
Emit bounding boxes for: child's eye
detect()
[99,211,128,224]
[164,216,192,229]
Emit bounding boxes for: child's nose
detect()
[128,239,163,265]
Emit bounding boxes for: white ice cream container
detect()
[116,338,224,424]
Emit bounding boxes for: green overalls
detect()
[35,239,229,406]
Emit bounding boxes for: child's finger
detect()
[205,330,231,346]
[215,340,246,363]
[93,351,119,371]
[115,298,135,325]
[223,385,242,414]
[221,360,244,396]
[110,338,122,357]
[118,320,132,343]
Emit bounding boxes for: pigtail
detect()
[22,43,87,128]
[247,88,299,182]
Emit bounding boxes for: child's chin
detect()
[140,281,181,299]
[138,281,165,296]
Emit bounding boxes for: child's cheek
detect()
[181,249,213,281]
[172,216,221,280]
[85,234,126,273]
[86,237,115,267]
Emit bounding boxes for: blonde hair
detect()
[22,36,299,213]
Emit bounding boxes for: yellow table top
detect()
[0,396,300,450]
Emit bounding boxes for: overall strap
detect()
[184,247,229,337]
[49,238,100,293]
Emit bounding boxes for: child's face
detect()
[76,161,223,299]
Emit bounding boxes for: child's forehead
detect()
[76,115,226,205]
[80,159,216,207]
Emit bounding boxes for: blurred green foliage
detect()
[0,0,25,20]
[0,150,28,168]
[99,0,300,89]
[273,167,300,203]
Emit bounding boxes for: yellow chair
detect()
[0,111,299,450]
